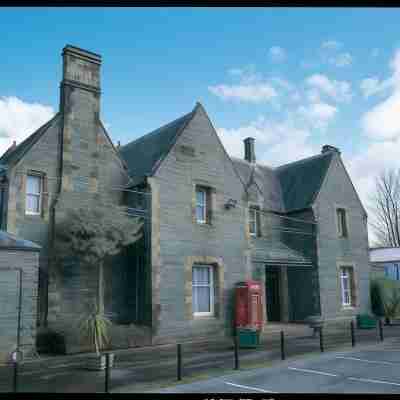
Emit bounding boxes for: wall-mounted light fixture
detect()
[224,199,237,210]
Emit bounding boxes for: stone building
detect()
[0,45,371,352]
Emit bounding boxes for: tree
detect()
[55,204,143,315]
[369,168,400,247]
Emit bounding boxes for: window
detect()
[192,265,214,316]
[26,174,42,215]
[337,208,348,237]
[384,263,400,280]
[249,207,258,237]
[195,186,212,224]
[340,267,354,307]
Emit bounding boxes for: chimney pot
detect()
[322,145,340,154]
[244,137,256,163]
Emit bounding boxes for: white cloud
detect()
[298,102,337,130]
[321,40,342,50]
[362,91,400,140]
[268,46,287,63]
[361,49,400,139]
[328,52,353,67]
[208,83,277,103]
[306,74,352,103]
[360,77,384,98]
[217,116,316,167]
[0,96,55,157]
[208,67,294,104]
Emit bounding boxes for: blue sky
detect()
[1,7,400,225]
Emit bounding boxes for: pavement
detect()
[0,322,399,393]
[146,341,400,394]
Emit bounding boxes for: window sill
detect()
[341,305,357,311]
[193,314,217,320]
[25,212,41,217]
[196,222,214,229]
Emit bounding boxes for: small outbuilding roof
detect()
[0,231,41,252]
[370,247,400,263]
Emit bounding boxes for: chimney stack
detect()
[244,137,256,163]
[321,145,340,154]
[58,45,102,193]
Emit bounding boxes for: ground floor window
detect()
[192,264,214,316]
[340,266,354,307]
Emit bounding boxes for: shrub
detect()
[370,280,385,317]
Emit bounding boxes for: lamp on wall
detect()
[225,199,237,210]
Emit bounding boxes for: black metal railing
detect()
[2,319,399,393]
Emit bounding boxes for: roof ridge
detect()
[120,110,194,152]
[231,156,274,170]
[0,113,59,164]
[276,152,331,171]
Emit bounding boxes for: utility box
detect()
[357,314,376,329]
[235,280,263,348]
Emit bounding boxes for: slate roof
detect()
[120,104,334,212]
[370,247,400,263]
[276,152,333,212]
[251,238,312,265]
[232,157,285,212]
[0,113,60,166]
[232,152,333,213]
[119,109,195,184]
[0,230,41,252]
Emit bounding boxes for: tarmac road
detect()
[145,341,400,394]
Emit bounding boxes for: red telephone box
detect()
[235,280,263,330]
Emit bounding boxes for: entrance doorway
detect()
[265,267,281,322]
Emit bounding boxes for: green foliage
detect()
[370,280,385,317]
[79,305,112,355]
[383,288,400,321]
[55,204,144,351]
[55,204,143,268]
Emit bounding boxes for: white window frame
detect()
[249,207,257,237]
[340,267,353,307]
[192,264,214,317]
[25,173,42,216]
[196,187,207,224]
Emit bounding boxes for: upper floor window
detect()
[195,186,212,224]
[337,208,348,238]
[192,264,214,316]
[340,266,354,307]
[249,206,258,237]
[26,174,42,215]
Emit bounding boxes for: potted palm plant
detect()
[79,305,113,370]
[383,288,400,326]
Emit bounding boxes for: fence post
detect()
[234,335,239,370]
[104,353,110,393]
[319,326,324,352]
[351,320,355,347]
[379,318,384,342]
[280,331,285,360]
[12,358,18,393]
[177,344,182,381]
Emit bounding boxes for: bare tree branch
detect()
[369,168,400,247]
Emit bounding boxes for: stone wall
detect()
[313,153,371,321]
[152,105,249,344]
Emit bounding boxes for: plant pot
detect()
[85,353,115,371]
